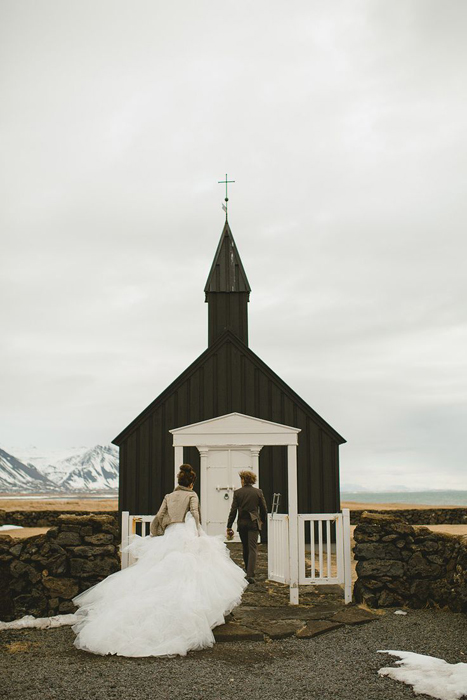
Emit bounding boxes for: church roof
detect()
[204,220,251,295]
[112,330,346,446]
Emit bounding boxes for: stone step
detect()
[213,622,264,642]
[214,605,377,643]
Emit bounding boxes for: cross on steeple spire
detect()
[218,173,235,219]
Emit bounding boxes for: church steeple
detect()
[205,220,251,346]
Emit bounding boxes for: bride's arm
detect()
[150,495,168,537]
[189,493,201,533]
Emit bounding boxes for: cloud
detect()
[1,0,466,489]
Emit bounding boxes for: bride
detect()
[71,464,248,658]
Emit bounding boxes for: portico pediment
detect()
[170,412,300,447]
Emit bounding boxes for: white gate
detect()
[267,509,352,604]
[267,514,289,583]
[120,512,153,569]
[122,509,352,604]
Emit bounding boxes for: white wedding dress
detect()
[71,513,247,657]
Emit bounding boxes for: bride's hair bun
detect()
[177,464,196,487]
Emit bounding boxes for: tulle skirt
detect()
[71,513,247,657]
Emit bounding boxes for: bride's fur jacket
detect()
[150,486,201,536]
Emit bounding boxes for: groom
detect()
[226,470,268,584]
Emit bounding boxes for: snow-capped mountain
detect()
[7,445,90,485]
[0,444,119,493]
[0,448,58,492]
[57,445,119,491]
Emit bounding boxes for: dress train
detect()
[71,513,247,657]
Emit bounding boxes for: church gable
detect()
[116,330,343,515]
[113,330,344,447]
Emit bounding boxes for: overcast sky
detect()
[1,0,466,490]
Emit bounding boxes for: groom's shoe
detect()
[246,577,256,584]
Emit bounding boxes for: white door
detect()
[203,448,257,538]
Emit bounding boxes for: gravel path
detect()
[1,609,466,700]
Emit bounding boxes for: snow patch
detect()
[378,650,467,700]
[394,610,407,615]
[0,614,78,630]
[0,525,23,531]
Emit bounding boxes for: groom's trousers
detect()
[238,527,258,578]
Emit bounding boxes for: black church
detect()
[113,220,346,519]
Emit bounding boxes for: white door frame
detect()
[198,445,260,540]
[170,412,301,604]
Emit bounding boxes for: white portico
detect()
[121,411,351,604]
[170,412,301,603]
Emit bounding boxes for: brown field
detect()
[0,527,50,538]
[3,497,464,513]
[420,524,467,536]
[341,500,465,510]
[0,496,118,512]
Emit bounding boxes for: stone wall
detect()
[0,510,118,528]
[3,507,466,530]
[353,512,467,612]
[350,508,467,526]
[0,514,120,622]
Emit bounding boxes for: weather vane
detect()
[218,173,235,219]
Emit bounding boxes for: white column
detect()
[198,448,209,527]
[250,446,262,483]
[174,445,184,487]
[287,444,299,605]
[251,446,262,544]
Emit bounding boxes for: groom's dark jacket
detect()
[227,485,268,531]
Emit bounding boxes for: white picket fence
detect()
[121,508,352,604]
[120,512,153,569]
[268,509,352,604]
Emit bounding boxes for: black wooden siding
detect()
[207,291,249,347]
[115,333,343,522]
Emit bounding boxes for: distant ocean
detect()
[341,491,467,506]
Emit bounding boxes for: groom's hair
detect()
[239,470,257,485]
